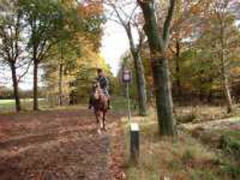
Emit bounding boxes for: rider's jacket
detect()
[96,75,109,95]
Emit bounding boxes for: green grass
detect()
[0,98,48,112]
[111,96,137,113]
[0,99,17,111]
[224,130,240,140]
[0,96,137,113]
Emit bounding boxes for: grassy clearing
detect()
[0,96,133,113]
[0,98,49,112]
[122,108,240,180]
[175,104,240,124]
[0,100,15,112]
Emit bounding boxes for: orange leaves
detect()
[78,2,103,17]
[190,4,201,15]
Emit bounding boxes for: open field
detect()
[0,99,16,110]
[0,96,137,113]
[0,99,50,113]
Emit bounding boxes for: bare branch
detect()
[17,60,32,82]
[163,0,176,44]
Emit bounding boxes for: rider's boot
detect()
[88,98,92,109]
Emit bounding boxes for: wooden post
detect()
[126,82,132,122]
[130,123,139,161]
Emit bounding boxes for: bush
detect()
[223,164,240,179]
[220,135,240,157]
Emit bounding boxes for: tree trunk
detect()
[11,63,21,112]
[175,39,181,96]
[126,25,148,116]
[132,51,148,116]
[138,0,176,136]
[222,65,233,113]
[220,21,233,113]
[152,57,175,136]
[58,63,63,106]
[33,61,39,110]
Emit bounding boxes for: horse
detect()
[91,82,109,134]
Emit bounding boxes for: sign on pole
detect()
[121,69,132,121]
[121,68,140,162]
[122,69,132,83]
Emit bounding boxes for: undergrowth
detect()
[122,108,240,180]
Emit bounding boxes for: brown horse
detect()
[91,82,108,134]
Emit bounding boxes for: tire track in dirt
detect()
[0,124,96,151]
[0,107,123,180]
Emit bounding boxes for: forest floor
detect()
[123,106,240,179]
[0,106,125,180]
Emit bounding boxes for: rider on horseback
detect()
[89,68,111,110]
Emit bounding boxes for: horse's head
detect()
[92,82,101,100]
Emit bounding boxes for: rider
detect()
[89,68,111,109]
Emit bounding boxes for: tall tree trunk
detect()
[175,39,181,96]
[138,0,176,136]
[220,21,233,113]
[223,74,233,113]
[126,25,148,116]
[152,56,175,135]
[59,63,63,106]
[132,51,148,116]
[221,59,233,113]
[11,63,21,112]
[33,60,39,110]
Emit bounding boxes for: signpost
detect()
[122,69,132,122]
[122,68,139,161]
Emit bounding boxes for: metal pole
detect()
[126,82,131,123]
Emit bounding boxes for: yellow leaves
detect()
[77,42,107,70]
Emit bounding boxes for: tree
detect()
[137,0,176,136]
[168,0,207,96]
[43,0,106,105]
[199,0,240,112]
[105,0,148,116]
[0,0,28,112]
[19,0,64,110]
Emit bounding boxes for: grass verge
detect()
[122,108,240,180]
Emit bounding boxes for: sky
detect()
[100,20,129,76]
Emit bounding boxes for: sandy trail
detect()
[0,107,122,180]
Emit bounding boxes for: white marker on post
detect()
[130,123,139,161]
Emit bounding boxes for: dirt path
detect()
[0,106,123,180]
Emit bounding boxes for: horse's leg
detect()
[95,110,99,124]
[102,111,106,131]
[99,111,104,130]
[95,110,102,134]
